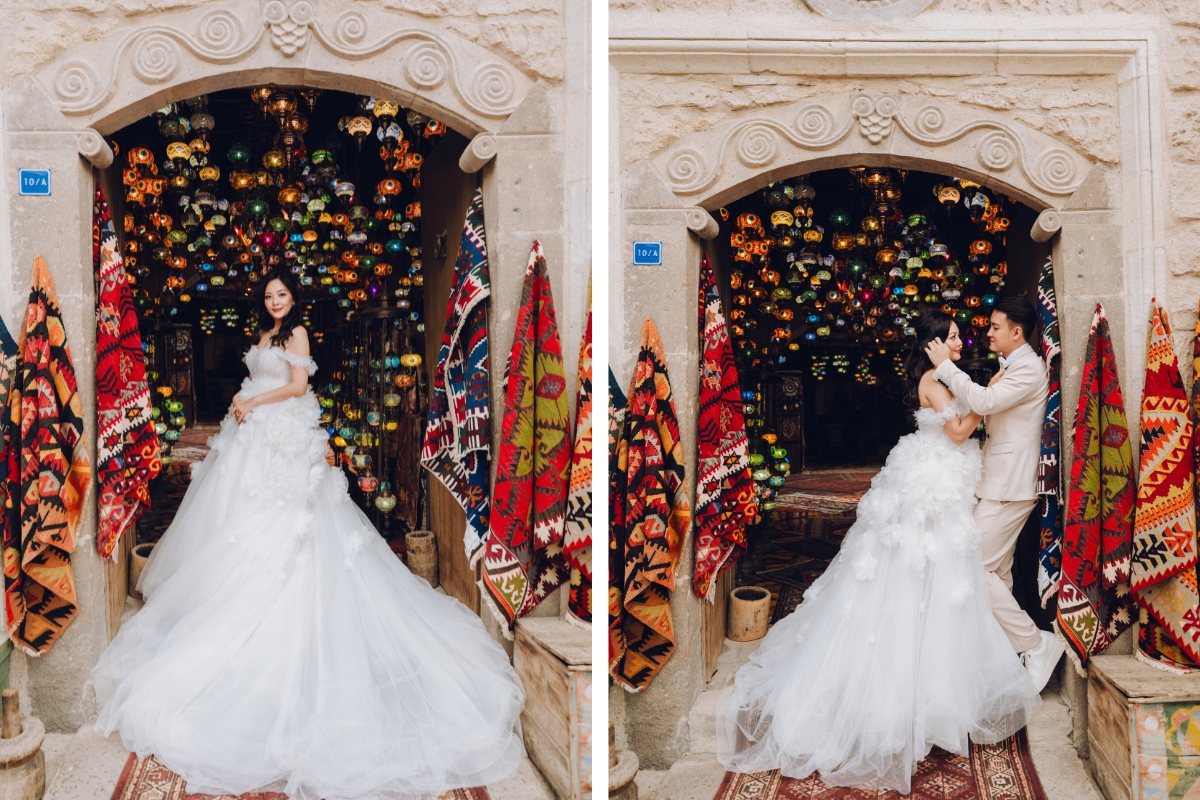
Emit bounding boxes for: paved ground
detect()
[636,671,1102,800]
[41,722,555,800]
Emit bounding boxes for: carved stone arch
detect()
[651,94,1094,213]
[29,0,536,138]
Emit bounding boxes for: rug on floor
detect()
[711,729,1047,800]
[110,753,491,800]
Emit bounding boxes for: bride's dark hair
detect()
[902,311,955,409]
[255,270,306,349]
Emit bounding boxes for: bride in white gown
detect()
[716,311,1040,794]
[93,271,525,800]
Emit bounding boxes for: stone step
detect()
[687,639,761,756]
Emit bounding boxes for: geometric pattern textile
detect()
[1055,303,1135,675]
[94,188,162,560]
[1,256,91,655]
[109,753,492,800]
[482,241,570,634]
[608,369,628,668]
[609,319,692,693]
[564,303,593,628]
[1035,256,1064,607]
[710,730,1047,800]
[694,254,757,602]
[1132,300,1200,673]
[421,189,492,565]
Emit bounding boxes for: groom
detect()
[925,296,1064,693]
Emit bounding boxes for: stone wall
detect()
[0,0,590,733]
[611,0,1189,772]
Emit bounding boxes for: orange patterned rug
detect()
[110,753,491,800]
[713,730,1046,800]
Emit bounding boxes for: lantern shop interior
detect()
[711,166,1052,629]
[103,86,470,570]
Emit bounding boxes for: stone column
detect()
[614,160,712,767]
[1,76,114,733]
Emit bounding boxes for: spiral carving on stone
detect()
[131,32,181,83]
[405,42,449,89]
[734,123,781,168]
[332,11,369,46]
[471,134,498,160]
[196,9,243,53]
[911,105,946,137]
[665,147,711,194]
[976,131,1017,172]
[1035,148,1078,193]
[50,7,264,115]
[53,60,103,114]
[466,63,517,115]
[793,104,840,146]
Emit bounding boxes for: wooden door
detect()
[421,131,482,614]
[702,566,734,683]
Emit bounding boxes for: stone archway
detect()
[615,89,1134,767]
[2,0,580,734]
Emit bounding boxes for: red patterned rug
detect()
[111,753,491,800]
[712,730,1046,800]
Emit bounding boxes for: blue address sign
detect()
[632,241,662,266]
[18,169,51,197]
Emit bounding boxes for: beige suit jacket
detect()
[932,347,1048,502]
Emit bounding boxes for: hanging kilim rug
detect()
[1132,300,1200,673]
[1055,303,1135,675]
[1193,299,1200,513]
[94,188,161,560]
[421,188,492,565]
[610,318,692,693]
[109,753,491,800]
[1035,256,1064,607]
[1,256,91,655]
[608,369,628,667]
[482,240,571,634]
[710,730,1047,800]
[564,298,593,627]
[694,254,757,602]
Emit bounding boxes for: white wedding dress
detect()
[716,398,1040,794]
[93,344,526,800]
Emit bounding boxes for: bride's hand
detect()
[231,395,252,424]
[988,369,1006,387]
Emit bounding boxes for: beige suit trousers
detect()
[975,497,1042,653]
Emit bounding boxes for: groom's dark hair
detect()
[992,295,1036,344]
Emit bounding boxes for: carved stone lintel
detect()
[657,94,1090,205]
[1031,208,1063,243]
[685,207,719,240]
[459,133,498,174]
[43,2,526,122]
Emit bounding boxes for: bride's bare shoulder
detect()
[919,370,952,408]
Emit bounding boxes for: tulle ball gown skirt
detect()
[716,411,1040,795]
[91,385,526,800]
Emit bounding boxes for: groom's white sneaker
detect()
[1020,630,1065,692]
